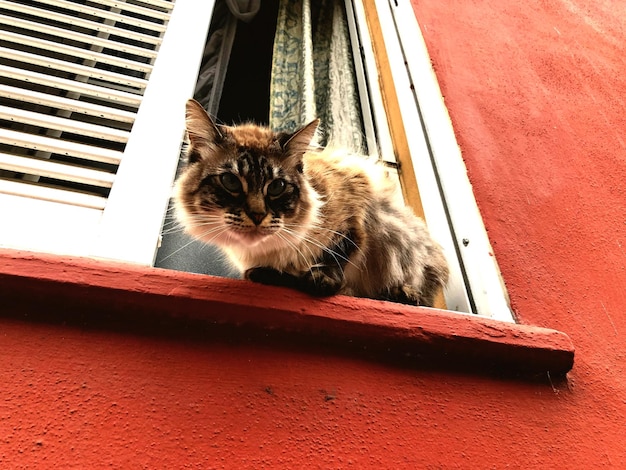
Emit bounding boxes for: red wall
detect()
[410,0,626,464]
[1,0,625,467]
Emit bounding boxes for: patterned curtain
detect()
[269,0,365,154]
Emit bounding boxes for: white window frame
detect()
[369,0,514,322]
[92,0,216,264]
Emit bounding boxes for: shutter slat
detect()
[0,16,159,60]
[0,106,130,144]
[0,179,107,210]
[0,47,149,90]
[3,1,164,45]
[0,31,153,74]
[80,0,172,22]
[0,65,142,107]
[0,153,115,188]
[135,0,175,11]
[0,128,123,165]
[27,0,168,33]
[0,85,136,123]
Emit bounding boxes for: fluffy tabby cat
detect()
[174,99,449,306]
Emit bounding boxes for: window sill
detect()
[0,249,574,377]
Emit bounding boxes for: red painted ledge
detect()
[0,249,574,376]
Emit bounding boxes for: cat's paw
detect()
[383,285,421,306]
[244,266,343,297]
[244,267,298,288]
[299,268,343,297]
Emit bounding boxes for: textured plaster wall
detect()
[0,318,580,468]
[411,0,626,465]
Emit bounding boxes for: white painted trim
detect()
[29,0,168,32]
[0,0,208,262]
[86,0,172,21]
[385,1,514,322]
[0,106,130,143]
[344,0,378,157]
[0,47,148,89]
[350,0,396,163]
[372,0,473,314]
[0,30,153,73]
[0,193,103,254]
[91,0,217,265]
[0,180,107,210]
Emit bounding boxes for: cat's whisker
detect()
[157,237,201,262]
[284,220,359,244]
[160,226,185,236]
[158,225,229,262]
[280,223,369,280]
[160,221,182,232]
[275,232,314,273]
[282,229,323,272]
[283,222,362,254]
[160,218,222,235]
[276,233,325,288]
[280,226,357,273]
[281,225,353,263]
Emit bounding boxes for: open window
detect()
[0,0,514,322]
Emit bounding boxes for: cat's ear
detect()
[281,119,319,157]
[185,99,223,149]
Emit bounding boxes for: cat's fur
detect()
[174,99,449,306]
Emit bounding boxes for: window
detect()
[0,0,514,322]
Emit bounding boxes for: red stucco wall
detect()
[0,316,577,468]
[410,0,626,464]
[1,0,625,468]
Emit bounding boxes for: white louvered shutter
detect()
[0,0,215,264]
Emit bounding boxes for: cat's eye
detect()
[219,173,242,193]
[267,179,286,197]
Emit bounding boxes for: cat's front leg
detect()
[297,265,344,297]
[244,229,355,297]
[380,284,421,306]
[295,228,357,296]
[244,267,299,289]
[243,265,344,297]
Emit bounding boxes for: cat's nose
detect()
[247,211,266,225]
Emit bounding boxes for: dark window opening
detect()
[155,0,367,277]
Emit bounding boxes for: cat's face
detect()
[174,100,320,250]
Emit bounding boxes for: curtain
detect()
[193,0,261,116]
[269,0,365,154]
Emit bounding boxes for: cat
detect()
[173,99,449,307]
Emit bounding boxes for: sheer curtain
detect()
[193,0,261,116]
[269,0,365,154]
